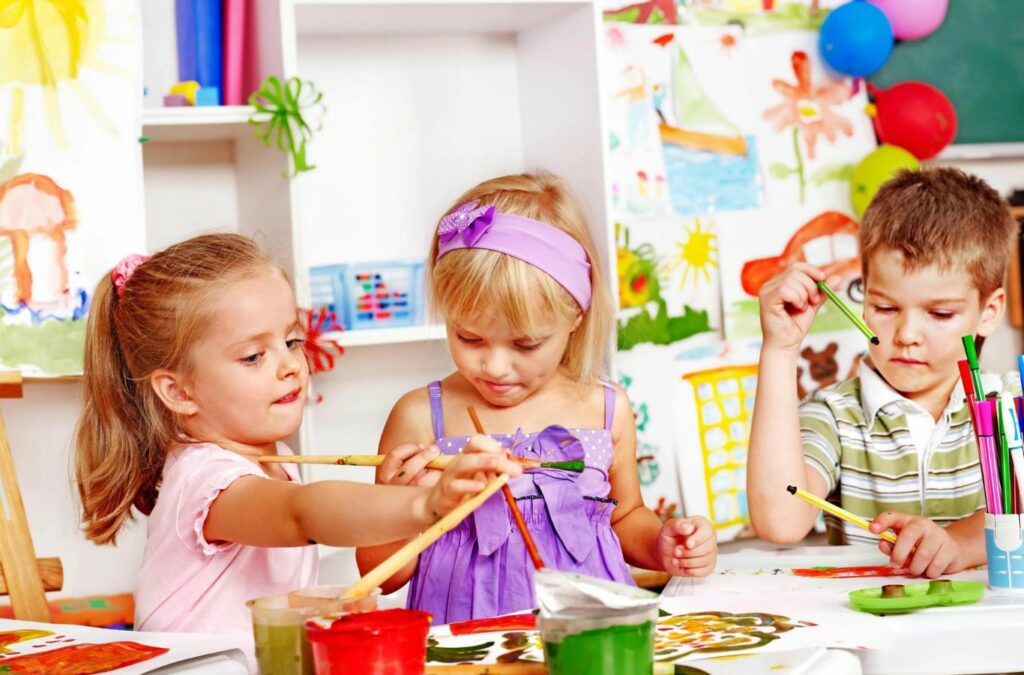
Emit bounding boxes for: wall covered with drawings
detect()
[604,1,872,540]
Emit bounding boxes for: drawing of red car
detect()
[741,211,863,302]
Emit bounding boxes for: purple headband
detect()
[435,200,592,311]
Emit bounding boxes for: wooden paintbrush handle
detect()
[342,473,510,600]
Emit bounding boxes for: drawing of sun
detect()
[0,0,130,153]
[663,217,718,289]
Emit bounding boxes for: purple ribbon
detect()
[473,425,595,563]
[437,199,496,246]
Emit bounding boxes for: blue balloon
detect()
[819,1,894,77]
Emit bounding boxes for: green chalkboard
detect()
[869,0,1024,145]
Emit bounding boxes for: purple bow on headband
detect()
[437,200,495,246]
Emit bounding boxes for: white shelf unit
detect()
[141,0,613,586]
[328,323,447,347]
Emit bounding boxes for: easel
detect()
[0,371,63,621]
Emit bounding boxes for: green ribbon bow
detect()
[248,75,325,177]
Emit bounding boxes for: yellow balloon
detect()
[850,145,920,217]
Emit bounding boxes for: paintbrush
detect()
[343,473,510,600]
[467,407,546,571]
[257,453,584,473]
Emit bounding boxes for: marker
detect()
[786,485,897,544]
[999,394,1021,513]
[975,399,1003,515]
[816,281,878,344]
[961,335,986,400]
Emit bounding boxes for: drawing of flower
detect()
[762,50,853,202]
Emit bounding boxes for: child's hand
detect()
[656,516,717,577]
[379,443,443,488]
[759,263,833,352]
[423,435,522,522]
[870,512,965,578]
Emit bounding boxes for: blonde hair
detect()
[861,167,1018,298]
[428,173,612,385]
[75,233,282,544]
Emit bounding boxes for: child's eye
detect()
[287,338,306,350]
[872,305,896,314]
[240,352,264,366]
[516,342,542,352]
[930,311,955,320]
[456,334,481,344]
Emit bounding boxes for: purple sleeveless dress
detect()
[406,380,635,624]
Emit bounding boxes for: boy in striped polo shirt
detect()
[747,167,1018,578]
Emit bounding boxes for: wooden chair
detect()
[0,371,63,621]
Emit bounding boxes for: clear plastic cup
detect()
[248,587,379,675]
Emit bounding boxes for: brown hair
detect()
[860,167,1018,298]
[75,233,280,544]
[428,173,612,385]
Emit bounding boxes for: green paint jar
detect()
[539,606,656,675]
[247,587,379,675]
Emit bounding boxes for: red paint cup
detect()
[306,608,431,674]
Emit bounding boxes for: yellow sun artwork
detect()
[663,217,719,290]
[0,0,128,153]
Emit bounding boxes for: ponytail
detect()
[74,233,276,544]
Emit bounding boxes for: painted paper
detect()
[0,619,245,674]
[0,0,145,377]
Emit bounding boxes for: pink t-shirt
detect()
[134,442,317,665]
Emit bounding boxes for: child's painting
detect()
[0,0,145,377]
[616,218,717,351]
[0,620,246,673]
[604,24,765,219]
[671,338,761,542]
[717,207,863,342]
[616,345,688,524]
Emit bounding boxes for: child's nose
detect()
[278,347,304,378]
[480,350,511,378]
[894,316,923,345]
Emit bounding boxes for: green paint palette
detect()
[848,580,985,615]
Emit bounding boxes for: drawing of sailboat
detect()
[659,46,748,156]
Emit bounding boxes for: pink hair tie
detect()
[111,254,150,298]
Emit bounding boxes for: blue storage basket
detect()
[309,261,424,331]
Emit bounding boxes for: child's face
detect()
[178,269,309,451]
[448,309,580,407]
[863,249,1004,405]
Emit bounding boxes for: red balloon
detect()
[870,81,957,160]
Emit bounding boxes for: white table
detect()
[689,545,1024,675]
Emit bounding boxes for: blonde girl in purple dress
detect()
[357,173,718,624]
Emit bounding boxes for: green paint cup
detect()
[538,605,657,675]
[248,587,379,675]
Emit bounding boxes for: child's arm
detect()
[204,447,519,549]
[608,387,717,576]
[355,389,450,594]
[869,510,985,577]
[747,263,834,543]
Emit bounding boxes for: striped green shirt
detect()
[800,363,1010,545]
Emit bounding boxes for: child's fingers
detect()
[393,446,441,485]
[923,544,955,579]
[906,538,941,576]
[870,510,908,533]
[444,478,486,497]
[677,539,715,560]
[379,443,426,483]
[463,434,504,455]
[889,521,926,567]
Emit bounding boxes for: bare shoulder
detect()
[607,381,636,444]
[380,386,436,451]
